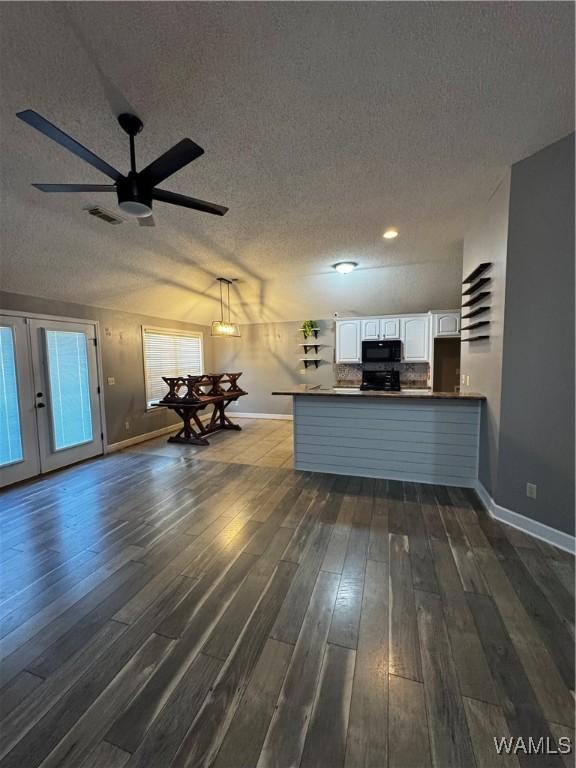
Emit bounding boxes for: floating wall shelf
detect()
[299,327,320,339]
[463,262,491,284]
[299,323,323,368]
[461,263,492,342]
[462,291,491,307]
[460,321,490,332]
[462,277,491,296]
[299,358,321,369]
[462,306,491,320]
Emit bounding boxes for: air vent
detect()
[84,206,124,225]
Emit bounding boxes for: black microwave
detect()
[362,339,402,363]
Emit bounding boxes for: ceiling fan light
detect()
[118,200,153,218]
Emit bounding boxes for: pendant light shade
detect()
[211,319,241,336]
[211,278,241,337]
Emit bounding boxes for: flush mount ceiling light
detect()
[211,278,241,337]
[118,197,152,218]
[383,228,399,240]
[333,261,358,274]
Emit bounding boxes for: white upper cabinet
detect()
[360,317,400,340]
[401,317,429,361]
[335,320,361,362]
[337,314,435,362]
[361,319,380,340]
[432,312,460,337]
[381,318,400,339]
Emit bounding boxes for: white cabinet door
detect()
[361,319,380,340]
[361,317,400,340]
[381,318,400,338]
[336,321,361,362]
[434,312,460,337]
[401,317,429,361]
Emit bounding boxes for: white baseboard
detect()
[106,424,177,453]
[474,481,575,555]
[233,412,293,421]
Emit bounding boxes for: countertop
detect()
[272,386,485,400]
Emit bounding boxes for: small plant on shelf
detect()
[301,320,319,339]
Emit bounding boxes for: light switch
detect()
[107,377,115,385]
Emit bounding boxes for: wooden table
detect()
[153,373,247,446]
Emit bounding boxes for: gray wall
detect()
[212,320,336,416]
[460,172,511,495]
[496,134,575,535]
[0,291,213,446]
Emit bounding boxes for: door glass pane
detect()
[0,326,24,466]
[45,330,93,450]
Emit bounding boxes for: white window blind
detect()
[45,330,93,450]
[143,327,203,407]
[0,326,24,467]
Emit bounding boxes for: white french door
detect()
[0,314,104,487]
[0,316,40,485]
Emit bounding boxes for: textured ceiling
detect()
[0,2,573,324]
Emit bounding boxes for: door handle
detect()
[36,402,46,408]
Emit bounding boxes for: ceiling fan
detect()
[16,110,228,226]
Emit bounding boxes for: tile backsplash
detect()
[335,362,430,388]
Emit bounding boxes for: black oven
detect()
[360,369,401,391]
[362,339,402,363]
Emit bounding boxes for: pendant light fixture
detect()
[211,278,241,337]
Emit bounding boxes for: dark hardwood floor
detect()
[0,443,574,768]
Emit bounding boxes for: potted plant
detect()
[302,320,318,339]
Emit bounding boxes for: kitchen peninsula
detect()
[272,387,485,486]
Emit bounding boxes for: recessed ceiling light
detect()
[383,228,399,240]
[333,261,358,274]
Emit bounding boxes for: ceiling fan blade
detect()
[152,188,228,216]
[138,215,155,227]
[138,139,204,187]
[32,183,116,192]
[17,110,122,182]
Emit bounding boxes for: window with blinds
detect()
[142,327,203,407]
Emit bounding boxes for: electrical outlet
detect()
[125,421,130,431]
[526,482,537,499]
[461,374,466,385]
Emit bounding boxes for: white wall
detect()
[460,171,511,495]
